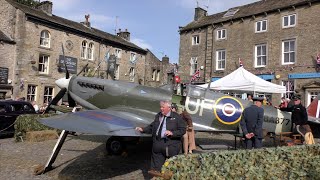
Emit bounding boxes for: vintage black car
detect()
[0,100,36,136]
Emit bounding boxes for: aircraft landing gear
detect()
[106,137,126,155]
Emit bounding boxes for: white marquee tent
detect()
[198,67,286,94]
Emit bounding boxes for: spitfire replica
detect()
[37,55,320,174]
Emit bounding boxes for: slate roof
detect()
[5,0,146,53]
[181,0,318,32]
[0,30,15,44]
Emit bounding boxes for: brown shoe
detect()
[148,169,163,177]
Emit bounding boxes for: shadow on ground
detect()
[56,138,153,179]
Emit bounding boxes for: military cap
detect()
[252,97,264,102]
[293,94,301,100]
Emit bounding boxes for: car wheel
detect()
[106,137,125,155]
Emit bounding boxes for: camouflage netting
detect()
[14,114,58,142]
[161,145,320,179]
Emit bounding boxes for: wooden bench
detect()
[279,132,303,146]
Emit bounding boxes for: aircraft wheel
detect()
[106,137,125,155]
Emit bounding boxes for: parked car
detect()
[0,100,36,136]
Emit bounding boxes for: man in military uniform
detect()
[240,97,264,149]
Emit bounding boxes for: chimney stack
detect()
[162,55,169,64]
[81,14,91,27]
[117,29,130,41]
[36,1,53,16]
[194,7,207,21]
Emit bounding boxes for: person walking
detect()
[136,100,186,176]
[240,97,264,149]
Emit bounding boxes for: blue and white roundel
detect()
[214,96,244,125]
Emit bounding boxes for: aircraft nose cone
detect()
[55,78,70,89]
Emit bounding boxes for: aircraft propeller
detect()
[43,44,88,113]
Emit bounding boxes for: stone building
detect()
[0,0,173,105]
[179,0,320,106]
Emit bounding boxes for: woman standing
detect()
[171,103,196,154]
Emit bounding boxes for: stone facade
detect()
[0,0,173,106]
[179,0,320,106]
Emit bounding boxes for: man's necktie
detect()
[157,116,166,140]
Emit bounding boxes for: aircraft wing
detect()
[39,107,156,136]
[308,116,320,124]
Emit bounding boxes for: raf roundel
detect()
[214,96,244,125]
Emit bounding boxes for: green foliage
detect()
[14,114,58,142]
[15,0,40,7]
[162,145,320,179]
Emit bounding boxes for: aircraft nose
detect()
[55,77,70,89]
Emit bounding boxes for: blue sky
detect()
[51,0,259,63]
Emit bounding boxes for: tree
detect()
[15,0,40,7]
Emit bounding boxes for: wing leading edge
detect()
[39,108,154,136]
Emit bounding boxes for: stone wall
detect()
[179,2,320,105]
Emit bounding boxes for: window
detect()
[217,29,226,40]
[283,14,296,28]
[152,69,156,81]
[255,44,267,67]
[27,85,37,102]
[115,49,122,58]
[87,43,94,60]
[307,91,320,107]
[130,53,136,64]
[192,35,199,45]
[129,67,135,82]
[114,64,120,80]
[223,9,239,18]
[43,86,54,104]
[38,55,49,74]
[282,80,294,99]
[40,30,50,48]
[256,20,267,32]
[81,41,87,59]
[282,39,296,64]
[190,57,198,75]
[156,70,160,81]
[216,50,226,70]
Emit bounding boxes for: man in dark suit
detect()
[240,97,264,149]
[136,100,186,176]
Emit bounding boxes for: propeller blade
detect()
[44,88,67,113]
[68,93,76,107]
[61,44,70,79]
[77,63,89,76]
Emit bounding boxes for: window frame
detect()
[217,29,226,40]
[192,35,200,45]
[190,57,198,75]
[115,49,122,58]
[81,41,88,59]
[87,42,94,60]
[282,80,295,100]
[40,30,50,48]
[129,67,135,82]
[27,85,37,102]
[43,86,54,104]
[152,69,156,81]
[216,50,226,70]
[282,39,296,65]
[255,20,267,33]
[38,54,49,74]
[255,44,267,67]
[282,14,296,28]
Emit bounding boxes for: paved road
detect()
[1,132,308,180]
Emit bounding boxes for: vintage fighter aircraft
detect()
[37,67,320,174]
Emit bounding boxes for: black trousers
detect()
[245,136,262,149]
[150,138,181,171]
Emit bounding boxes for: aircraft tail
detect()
[307,94,320,118]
